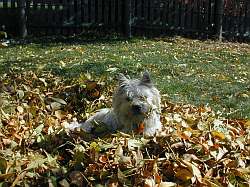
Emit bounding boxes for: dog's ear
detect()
[117,73,128,86]
[141,71,152,85]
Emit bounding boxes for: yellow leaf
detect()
[244,120,250,127]
[211,130,226,140]
[158,182,177,187]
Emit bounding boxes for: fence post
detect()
[124,0,132,38]
[215,0,224,41]
[17,0,27,38]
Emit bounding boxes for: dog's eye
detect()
[126,96,132,102]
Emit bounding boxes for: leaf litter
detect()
[0,71,249,187]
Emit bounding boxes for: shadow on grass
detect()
[0,58,115,79]
[9,34,137,48]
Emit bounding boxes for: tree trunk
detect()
[17,0,27,38]
[215,0,224,41]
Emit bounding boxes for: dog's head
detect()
[112,71,161,126]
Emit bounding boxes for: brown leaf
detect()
[0,172,14,181]
[99,155,109,164]
[69,171,84,186]
[175,167,193,181]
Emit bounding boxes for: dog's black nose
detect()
[132,104,142,114]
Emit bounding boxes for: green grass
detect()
[0,37,249,119]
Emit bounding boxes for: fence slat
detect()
[47,1,52,34]
[124,0,132,37]
[54,1,60,33]
[97,0,102,23]
[103,0,109,25]
[3,0,7,8]
[244,0,250,35]
[117,0,122,32]
[143,0,147,23]
[179,0,185,30]
[83,0,89,23]
[75,0,81,31]
[185,1,192,31]
[110,0,115,28]
[90,0,95,23]
[215,0,224,40]
[11,0,15,8]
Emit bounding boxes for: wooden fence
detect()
[0,0,249,41]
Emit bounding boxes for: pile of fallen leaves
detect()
[0,72,249,186]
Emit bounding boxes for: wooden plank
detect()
[114,0,119,31]
[137,0,142,20]
[124,0,132,37]
[192,0,197,32]
[80,0,84,23]
[104,0,109,25]
[232,0,237,36]
[197,0,201,33]
[207,0,212,32]
[97,0,103,23]
[110,0,115,28]
[17,0,27,37]
[186,1,193,31]
[179,0,185,30]
[214,0,224,40]
[154,0,160,25]
[69,0,75,34]
[143,0,149,23]
[90,0,95,23]
[238,1,244,36]
[62,0,68,35]
[38,0,46,35]
[161,0,167,28]
[243,0,250,35]
[25,0,30,34]
[171,0,176,29]
[47,1,53,35]
[149,0,154,25]
[149,1,155,36]
[3,0,7,9]
[199,0,205,35]
[167,0,173,28]
[75,0,81,33]
[117,0,122,32]
[83,0,89,23]
[133,0,137,17]
[183,0,188,30]
[53,0,62,34]
[11,0,15,8]
[174,0,179,28]
[28,0,36,34]
[203,0,209,35]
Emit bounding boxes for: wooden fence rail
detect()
[0,0,249,41]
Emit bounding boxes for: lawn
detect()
[0,37,250,186]
[1,37,249,119]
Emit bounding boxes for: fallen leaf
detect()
[175,167,193,181]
